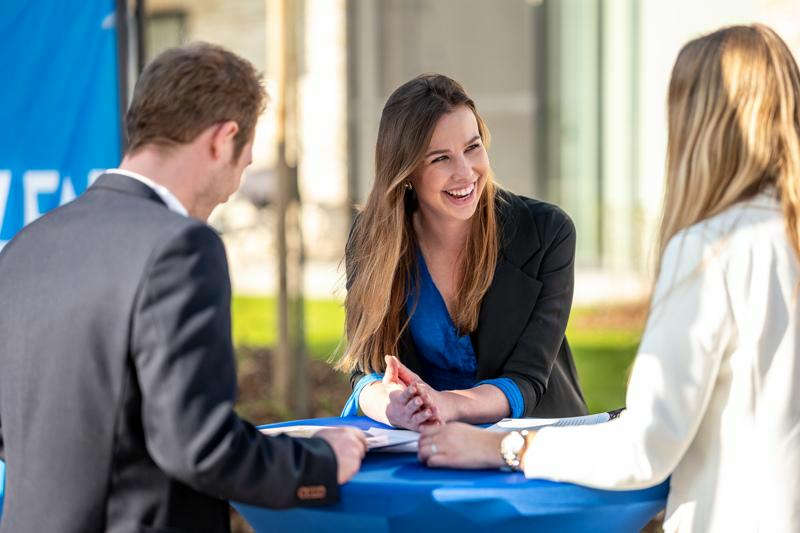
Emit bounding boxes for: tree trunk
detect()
[274,0,308,417]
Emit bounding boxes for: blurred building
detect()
[143,0,800,303]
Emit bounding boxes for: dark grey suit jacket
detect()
[0,173,338,533]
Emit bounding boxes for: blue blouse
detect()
[341,253,524,418]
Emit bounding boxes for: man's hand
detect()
[315,427,368,484]
[417,422,507,469]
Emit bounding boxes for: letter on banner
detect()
[88,169,104,187]
[0,170,10,250]
[0,170,10,231]
[24,171,59,225]
[60,175,77,205]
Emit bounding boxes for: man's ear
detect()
[210,120,239,161]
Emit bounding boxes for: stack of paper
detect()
[258,413,614,455]
[486,412,611,432]
[362,428,419,451]
[259,425,334,438]
[258,425,420,452]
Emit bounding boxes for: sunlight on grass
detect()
[567,328,640,413]
[232,295,642,414]
[233,295,345,361]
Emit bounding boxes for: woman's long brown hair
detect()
[336,74,501,374]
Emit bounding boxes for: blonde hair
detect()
[336,74,501,374]
[658,24,800,273]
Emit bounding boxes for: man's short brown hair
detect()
[125,42,266,158]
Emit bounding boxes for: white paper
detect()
[259,425,334,438]
[259,425,420,451]
[486,412,611,432]
[363,428,420,450]
[374,440,420,453]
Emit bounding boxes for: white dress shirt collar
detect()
[106,168,189,217]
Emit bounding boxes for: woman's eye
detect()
[431,155,448,164]
[466,143,480,152]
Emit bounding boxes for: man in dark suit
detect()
[0,43,366,533]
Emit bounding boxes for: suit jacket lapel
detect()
[475,194,543,378]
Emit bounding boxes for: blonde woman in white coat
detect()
[417,24,800,533]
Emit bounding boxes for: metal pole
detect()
[135,0,146,73]
[115,0,129,153]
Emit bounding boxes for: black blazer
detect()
[0,174,338,533]
[350,189,588,419]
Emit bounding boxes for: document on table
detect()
[362,428,420,451]
[486,412,611,432]
[375,439,420,453]
[258,425,420,451]
[259,425,335,439]
[365,414,614,451]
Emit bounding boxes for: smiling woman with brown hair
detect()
[419,25,800,533]
[336,74,587,429]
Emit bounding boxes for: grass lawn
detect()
[233,296,346,365]
[567,311,641,413]
[232,296,643,415]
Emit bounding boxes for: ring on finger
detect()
[431,443,438,455]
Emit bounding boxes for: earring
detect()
[404,181,413,191]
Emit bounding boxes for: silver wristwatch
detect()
[500,430,529,471]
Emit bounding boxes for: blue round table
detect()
[233,416,668,533]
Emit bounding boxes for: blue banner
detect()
[0,0,122,249]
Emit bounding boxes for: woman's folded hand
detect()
[382,355,444,430]
[385,383,439,430]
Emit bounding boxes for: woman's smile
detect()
[443,180,477,205]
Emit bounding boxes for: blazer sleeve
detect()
[498,208,577,411]
[522,229,734,488]
[131,224,339,508]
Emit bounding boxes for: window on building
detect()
[146,11,187,61]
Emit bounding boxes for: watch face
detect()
[500,431,526,471]
[502,431,525,455]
